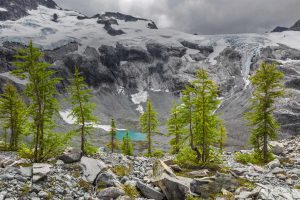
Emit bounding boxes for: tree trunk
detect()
[263,133,268,162]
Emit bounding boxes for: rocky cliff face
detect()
[0,0,57,21]
[0,1,299,150]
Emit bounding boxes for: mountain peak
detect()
[0,0,57,21]
[290,19,300,31]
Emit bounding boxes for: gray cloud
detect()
[54,0,300,34]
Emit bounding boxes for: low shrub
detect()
[234,150,275,165]
[152,149,165,158]
[111,165,131,177]
[85,142,99,155]
[123,184,140,199]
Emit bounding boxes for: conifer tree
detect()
[13,41,63,162]
[167,102,184,154]
[0,83,27,150]
[140,98,158,156]
[68,66,97,155]
[107,118,119,153]
[121,130,133,156]
[245,63,284,162]
[179,69,220,162]
[217,120,227,152]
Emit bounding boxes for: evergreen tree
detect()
[68,66,97,155]
[140,98,158,156]
[245,63,284,162]
[217,120,227,152]
[13,41,68,162]
[107,118,119,153]
[121,130,133,156]
[191,69,220,162]
[167,102,184,154]
[0,83,27,150]
[179,69,220,162]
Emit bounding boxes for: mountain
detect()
[271,19,300,32]
[0,0,299,150]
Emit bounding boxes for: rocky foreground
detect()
[0,137,299,200]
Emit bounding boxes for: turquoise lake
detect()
[116,130,146,141]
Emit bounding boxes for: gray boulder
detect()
[153,173,192,200]
[58,148,82,164]
[267,159,281,169]
[137,181,165,200]
[269,141,284,155]
[97,187,125,200]
[190,173,237,198]
[18,166,33,177]
[32,163,52,183]
[80,156,107,184]
[96,171,119,187]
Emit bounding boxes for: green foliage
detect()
[234,151,275,165]
[111,165,131,176]
[78,179,93,192]
[152,149,165,158]
[123,184,140,199]
[185,194,202,200]
[18,144,34,161]
[139,98,158,156]
[12,41,62,162]
[0,83,28,150]
[175,146,199,168]
[84,142,98,155]
[167,102,185,154]
[174,69,221,163]
[236,178,256,189]
[18,131,73,161]
[107,118,119,153]
[245,63,284,162]
[67,66,97,155]
[121,130,134,156]
[20,183,31,197]
[295,185,300,190]
[217,120,227,152]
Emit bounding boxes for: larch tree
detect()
[13,41,64,162]
[167,102,184,154]
[140,98,158,156]
[121,130,133,156]
[107,118,119,153]
[191,69,220,162]
[68,66,97,155]
[0,83,27,150]
[179,69,220,162]
[217,120,227,152]
[245,63,284,162]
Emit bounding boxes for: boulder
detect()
[231,168,247,176]
[272,167,284,174]
[190,173,237,199]
[32,163,52,183]
[187,169,209,178]
[80,156,107,184]
[137,181,165,200]
[169,165,182,172]
[18,166,33,177]
[153,173,192,200]
[153,160,176,178]
[267,159,280,169]
[58,148,82,164]
[97,187,125,200]
[96,171,119,187]
[269,141,284,155]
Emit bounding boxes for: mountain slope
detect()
[0,2,299,150]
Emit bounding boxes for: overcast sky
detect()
[54,0,300,35]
